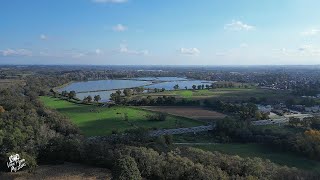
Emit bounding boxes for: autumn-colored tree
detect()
[304,129,320,142]
[0,106,5,113]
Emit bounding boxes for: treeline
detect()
[205,100,269,120]
[291,81,320,96]
[0,83,80,171]
[214,117,320,161]
[27,133,319,180]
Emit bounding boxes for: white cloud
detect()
[95,49,102,55]
[0,49,32,57]
[240,43,248,48]
[298,44,320,55]
[301,28,320,36]
[92,0,127,3]
[224,20,255,31]
[71,53,86,58]
[40,34,47,40]
[179,48,200,56]
[275,45,320,57]
[112,24,128,32]
[119,44,149,55]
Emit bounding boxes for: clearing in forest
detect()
[40,96,204,136]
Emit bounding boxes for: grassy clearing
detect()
[136,88,292,103]
[190,143,320,172]
[40,96,204,136]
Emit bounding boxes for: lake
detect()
[58,77,214,102]
[59,79,152,93]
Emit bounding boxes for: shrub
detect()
[146,112,167,121]
[112,155,142,180]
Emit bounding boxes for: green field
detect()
[187,143,320,171]
[40,96,204,136]
[135,88,293,102]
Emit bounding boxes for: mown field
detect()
[40,97,204,136]
[190,143,320,172]
[134,88,293,102]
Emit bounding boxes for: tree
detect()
[0,106,5,114]
[110,93,121,104]
[156,97,164,105]
[113,155,142,180]
[123,89,132,97]
[205,85,210,89]
[173,84,179,90]
[255,111,262,120]
[147,112,167,121]
[116,90,122,95]
[94,95,101,102]
[201,84,204,89]
[134,87,144,94]
[289,117,300,127]
[154,88,158,93]
[311,117,320,130]
[61,90,68,97]
[87,95,92,103]
[68,91,76,99]
[192,85,196,90]
[197,85,202,90]
[185,86,188,90]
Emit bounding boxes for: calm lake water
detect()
[132,77,188,81]
[58,77,214,102]
[59,79,152,93]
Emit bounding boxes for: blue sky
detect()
[1,0,320,65]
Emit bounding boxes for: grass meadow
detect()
[40,96,203,136]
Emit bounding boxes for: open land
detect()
[40,96,204,136]
[141,106,226,121]
[134,88,294,103]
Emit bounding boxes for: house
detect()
[292,105,305,111]
[257,105,272,114]
[305,106,320,113]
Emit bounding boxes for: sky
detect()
[1,0,320,65]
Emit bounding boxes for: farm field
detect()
[142,106,226,121]
[40,97,204,136]
[185,143,320,172]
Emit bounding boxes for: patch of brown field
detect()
[142,106,226,121]
[0,162,112,180]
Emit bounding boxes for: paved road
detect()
[149,125,214,136]
[173,142,218,145]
